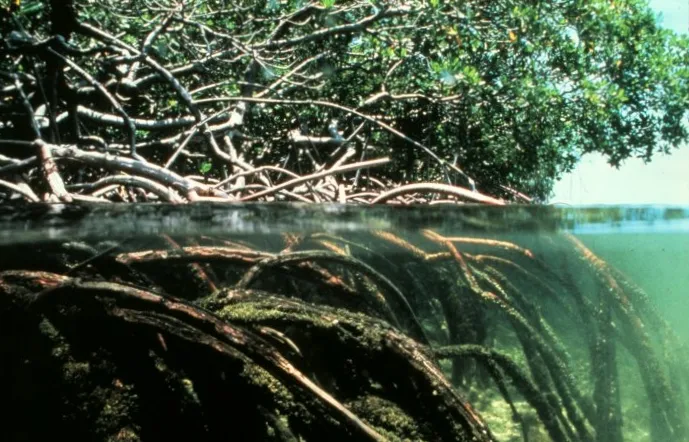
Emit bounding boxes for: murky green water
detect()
[577,232,689,344]
[0,203,687,442]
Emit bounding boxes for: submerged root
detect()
[0,227,686,442]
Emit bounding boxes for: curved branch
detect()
[240,157,389,202]
[0,178,40,201]
[32,142,228,197]
[371,183,505,205]
[255,7,407,50]
[47,47,138,158]
[77,23,235,166]
[70,174,185,203]
[194,96,476,187]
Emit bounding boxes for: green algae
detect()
[346,396,424,442]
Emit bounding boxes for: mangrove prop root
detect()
[1,227,687,442]
[235,249,430,345]
[422,230,594,439]
[592,287,623,442]
[435,344,572,442]
[23,276,389,441]
[565,234,688,441]
[205,289,495,441]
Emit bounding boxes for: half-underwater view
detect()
[1,0,688,441]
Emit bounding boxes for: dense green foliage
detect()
[1,0,688,201]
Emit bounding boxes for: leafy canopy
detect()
[1,0,687,201]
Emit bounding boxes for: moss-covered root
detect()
[203,289,496,442]
[234,249,430,345]
[27,277,389,441]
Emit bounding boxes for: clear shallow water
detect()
[0,203,687,442]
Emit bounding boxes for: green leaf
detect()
[199,160,212,174]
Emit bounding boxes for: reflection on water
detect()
[0,203,687,442]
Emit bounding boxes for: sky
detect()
[549,0,689,206]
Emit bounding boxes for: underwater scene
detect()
[0,203,687,442]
